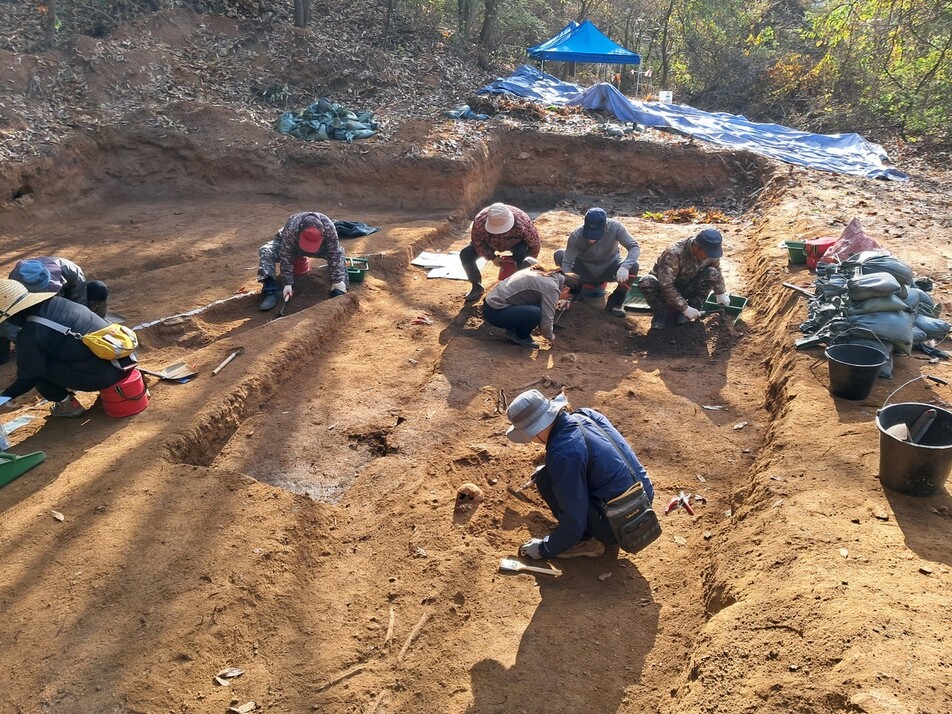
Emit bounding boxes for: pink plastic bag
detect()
[821,217,883,264]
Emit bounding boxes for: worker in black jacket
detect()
[0,280,133,418]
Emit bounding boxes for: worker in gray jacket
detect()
[555,208,640,317]
[483,267,582,349]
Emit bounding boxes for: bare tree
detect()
[42,0,58,48]
[294,0,310,28]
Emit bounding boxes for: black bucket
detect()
[825,344,888,400]
[875,402,952,496]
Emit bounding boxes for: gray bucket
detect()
[825,344,888,401]
[876,399,952,496]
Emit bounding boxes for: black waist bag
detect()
[603,481,661,554]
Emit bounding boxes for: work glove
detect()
[282,285,293,301]
[330,281,347,297]
[682,306,702,321]
[519,538,545,560]
[616,266,631,284]
[556,299,572,312]
[715,293,731,307]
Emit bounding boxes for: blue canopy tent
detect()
[527,19,641,71]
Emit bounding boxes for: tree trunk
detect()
[43,0,58,48]
[458,0,471,35]
[478,0,499,51]
[659,0,676,89]
[382,0,395,42]
[294,0,311,28]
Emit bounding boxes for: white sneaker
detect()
[556,538,606,559]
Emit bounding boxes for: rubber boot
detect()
[259,277,280,311]
[463,258,484,303]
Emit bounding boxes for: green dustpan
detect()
[0,451,47,489]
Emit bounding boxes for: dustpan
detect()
[139,362,199,383]
[0,451,47,489]
[622,285,652,312]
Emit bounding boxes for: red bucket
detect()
[293,256,311,275]
[100,368,150,418]
[497,256,517,281]
[805,237,837,270]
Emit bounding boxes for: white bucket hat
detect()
[506,389,568,443]
[484,203,515,235]
[0,279,57,325]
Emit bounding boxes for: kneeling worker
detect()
[554,208,641,317]
[258,212,347,310]
[506,389,655,559]
[638,228,730,329]
[0,280,136,418]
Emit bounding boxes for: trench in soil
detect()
[3,128,801,709]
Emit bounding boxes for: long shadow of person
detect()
[467,561,659,713]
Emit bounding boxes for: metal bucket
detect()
[875,376,952,496]
[825,344,887,401]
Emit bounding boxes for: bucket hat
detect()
[13,259,53,291]
[506,389,568,443]
[0,279,57,325]
[582,208,607,240]
[694,228,723,258]
[484,203,515,235]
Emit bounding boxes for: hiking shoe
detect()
[50,396,86,418]
[556,538,606,559]
[259,292,280,311]
[650,314,667,330]
[505,330,539,349]
[464,285,485,303]
[608,307,627,318]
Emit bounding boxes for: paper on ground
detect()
[411,251,486,281]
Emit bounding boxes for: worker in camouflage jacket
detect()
[638,229,730,330]
[257,212,347,311]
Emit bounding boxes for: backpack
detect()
[27,315,138,369]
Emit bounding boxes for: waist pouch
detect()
[603,482,661,555]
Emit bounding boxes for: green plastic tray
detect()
[622,285,652,312]
[703,293,748,323]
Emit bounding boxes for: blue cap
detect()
[15,259,52,292]
[582,208,607,240]
[694,229,723,258]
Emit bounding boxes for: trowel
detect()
[499,558,562,577]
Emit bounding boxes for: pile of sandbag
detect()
[277,98,379,143]
[797,251,948,377]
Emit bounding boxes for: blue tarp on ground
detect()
[527,20,642,65]
[478,66,907,180]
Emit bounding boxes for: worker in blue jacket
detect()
[505,389,654,559]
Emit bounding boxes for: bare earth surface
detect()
[1,9,952,714]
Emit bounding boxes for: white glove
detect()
[715,293,731,306]
[331,281,347,294]
[519,538,545,560]
[556,299,572,311]
[616,266,630,283]
[282,285,293,301]
[682,306,702,321]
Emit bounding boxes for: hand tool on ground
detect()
[277,294,290,317]
[211,346,245,376]
[139,362,199,382]
[665,490,695,515]
[782,282,816,299]
[499,558,562,577]
[0,451,47,489]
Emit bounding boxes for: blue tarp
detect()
[478,66,907,180]
[527,19,641,65]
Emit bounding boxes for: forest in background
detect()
[15,0,952,142]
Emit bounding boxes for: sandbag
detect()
[846,311,914,355]
[915,314,951,340]
[846,294,909,315]
[846,338,895,378]
[847,273,905,302]
[859,255,914,286]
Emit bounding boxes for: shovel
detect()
[499,558,562,577]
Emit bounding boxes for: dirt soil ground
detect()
[2,9,952,714]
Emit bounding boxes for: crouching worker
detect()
[0,280,135,418]
[461,203,541,303]
[554,208,641,317]
[638,228,730,330]
[506,389,657,560]
[257,212,347,310]
[483,267,582,349]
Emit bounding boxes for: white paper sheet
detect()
[411,251,486,281]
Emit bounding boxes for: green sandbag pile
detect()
[277,98,379,143]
